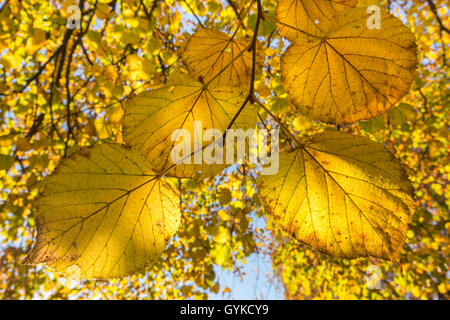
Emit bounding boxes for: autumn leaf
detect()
[280,7,417,124]
[182,28,264,90]
[0,0,446,301]
[359,102,417,133]
[257,130,414,261]
[23,143,181,279]
[388,103,417,127]
[276,0,358,40]
[123,72,257,178]
[357,0,381,6]
[0,154,14,171]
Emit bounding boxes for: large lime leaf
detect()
[24,143,180,279]
[123,72,257,178]
[281,8,417,124]
[257,130,414,261]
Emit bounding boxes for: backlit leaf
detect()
[281,8,417,124]
[0,154,14,171]
[276,0,357,40]
[182,28,264,90]
[257,130,414,261]
[24,143,181,279]
[123,72,257,178]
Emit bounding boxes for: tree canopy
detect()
[0,0,448,299]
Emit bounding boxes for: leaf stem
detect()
[224,0,262,135]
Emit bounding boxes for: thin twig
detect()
[226,0,245,28]
[224,0,263,136]
[182,0,205,28]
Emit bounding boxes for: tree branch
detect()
[426,0,449,34]
[226,0,245,28]
[225,0,262,134]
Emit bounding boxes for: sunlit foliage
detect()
[0,0,447,299]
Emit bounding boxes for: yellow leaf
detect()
[0,154,14,170]
[431,183,443,196]
[212,245,230,266]
[281,8,417,124]
[438,283,447,294]
[212,226,231,243]
[94,117,110,139]
[102,64,115,78]
[15,137,32,151]
[26,29,47,53]
[276,0,357,40]
[256,82,271,98]
[293,115,313,131]
[218,188,232,206]
[120,30,140,45]
[123,72,257,178]
[388,103,416,126]
[257,130,414,261]
[106,104,124,124]
[357,0,380,6]
[126,54,142,70]
[411,286,421,298]
[24,144,181,279]
[95,3,110,20]
[406,230,415,239]
[0,56,12,70]
[218,209,231,221]
[85,118,97,137]
[182,28,264,90]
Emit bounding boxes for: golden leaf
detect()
[182,28,264,90]
[24,143,180,279]
[257,130,414,261]
[276,0,358,40]
[123,72,257,178]
[281,8,417,123]
[0,154,14,170]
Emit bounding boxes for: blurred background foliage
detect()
[0,0,448,299]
